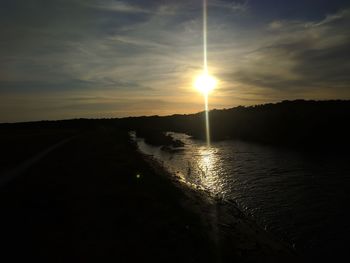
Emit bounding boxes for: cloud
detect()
[210,0,248,12]
[221,8,350,100]
[0,0,349,122]
[88,0,150,14]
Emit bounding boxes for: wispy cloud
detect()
[217,8,350,101]
[0,0,349,122]
[210,0,248,12]
[90,0,150,14]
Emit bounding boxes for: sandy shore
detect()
[142,153,300,262]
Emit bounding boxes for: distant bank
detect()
[1,100,350,151]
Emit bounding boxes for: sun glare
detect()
[194,73,217,95]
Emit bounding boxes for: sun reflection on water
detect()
[189,146,223,195]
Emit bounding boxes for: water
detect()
[133,132,350,258]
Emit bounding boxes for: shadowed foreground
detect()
[0,127,297,262]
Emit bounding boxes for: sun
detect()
[194,73,217,95]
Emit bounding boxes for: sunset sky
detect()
[1,0,350,122]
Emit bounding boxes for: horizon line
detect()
[1,99,349,125]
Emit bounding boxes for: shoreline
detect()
[140,152,300,262]
[0,126,301,262]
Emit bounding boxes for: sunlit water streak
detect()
[133,132,350,259]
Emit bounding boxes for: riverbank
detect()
[141,151,299,262]
[0,126,298,262]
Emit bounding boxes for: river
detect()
[133,132,350,259]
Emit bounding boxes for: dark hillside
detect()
[120,100,350,150]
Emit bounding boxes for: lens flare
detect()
[192,0,217,147]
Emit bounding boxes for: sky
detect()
[1,0,350,122]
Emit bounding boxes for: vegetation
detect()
[120,100,350,150]
[2,100,349,151]
[135,129,184,147]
